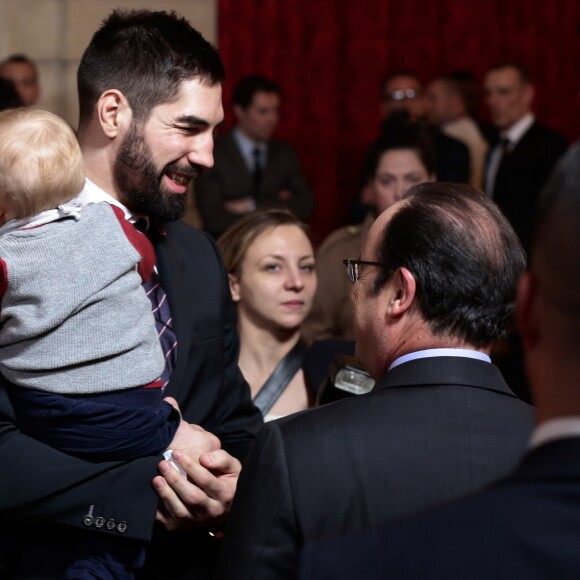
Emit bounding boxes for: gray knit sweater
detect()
[0,202,165,394]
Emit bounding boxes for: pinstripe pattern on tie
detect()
[143,271,177,388]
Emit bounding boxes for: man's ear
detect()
[228,273,241,302]
[97,90,132,139]
[516,271,539,350]
[386,267,416,317]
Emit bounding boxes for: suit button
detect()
[82,515,94,527]
[117,521,128,534]
[95,517,105,528]
[106,519,116,530]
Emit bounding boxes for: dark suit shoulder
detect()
[515,122,568,158]
[165,220,221,261]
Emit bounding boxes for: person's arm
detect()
[0,382,161,542]
[152,226,263,529]
[192,230,263,460]
[194,169,247,238]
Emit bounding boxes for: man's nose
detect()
[188,134,215,169]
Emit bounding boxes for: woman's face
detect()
[370,149,434,215]
[229,225,317,331]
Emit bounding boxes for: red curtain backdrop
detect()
[218,0,580,241]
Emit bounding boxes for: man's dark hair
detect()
[0,54,38,75]
[366,111,436,179]
[372,182,526,346]
[0,78,23,111]
[232,75,281,109]
[77,9,225,129]
[448,70,479,117]
[487,61,531,85]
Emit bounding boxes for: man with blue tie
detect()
[195,75,314,238]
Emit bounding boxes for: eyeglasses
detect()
[382,88,419,102]
[343,259,383,284]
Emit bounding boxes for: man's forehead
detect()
[250,90,280,106]
[365,202,401,257]
[386,75,421,91]
[1,61,35,76]
[160,78,222,114]
[485,68,521,87]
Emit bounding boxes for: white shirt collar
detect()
[501,113,535,147]
[78,178,137,224]
[529,417,580,450]
[388,348,491,371]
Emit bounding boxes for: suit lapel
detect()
[224,133,254,186]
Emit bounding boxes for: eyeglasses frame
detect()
[343,258,383,284]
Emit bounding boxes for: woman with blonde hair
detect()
[218,209,317,420]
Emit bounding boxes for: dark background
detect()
[218,0,579,240]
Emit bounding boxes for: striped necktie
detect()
[135,219,177,388]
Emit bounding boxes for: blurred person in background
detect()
[426,74,488,189]
[303,117,436,342]
[0,54,40,107]
[196,75,313,238]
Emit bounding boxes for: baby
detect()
[0,107,179,579]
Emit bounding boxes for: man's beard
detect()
[113,122,199,222]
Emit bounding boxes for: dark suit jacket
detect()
[195,131,314,238]
[216,356,534,580]
[0,221,263,579]
[300,437,580,580]
[432,129,470,184]
[486,121,567,251]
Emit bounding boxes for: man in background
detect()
[379,71,469,183]
[300,142,580,580]
[484,61,567,251]
[0,54,40,106]
[195,74,313,238]
[426,74,488,189]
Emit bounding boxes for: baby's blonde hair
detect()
[0,107,85,219]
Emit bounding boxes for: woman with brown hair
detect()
[218,209,317,420]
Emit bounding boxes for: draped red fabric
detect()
[218,0,580,241]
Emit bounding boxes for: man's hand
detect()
[153,448,242,532]
[165,397,221,459]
